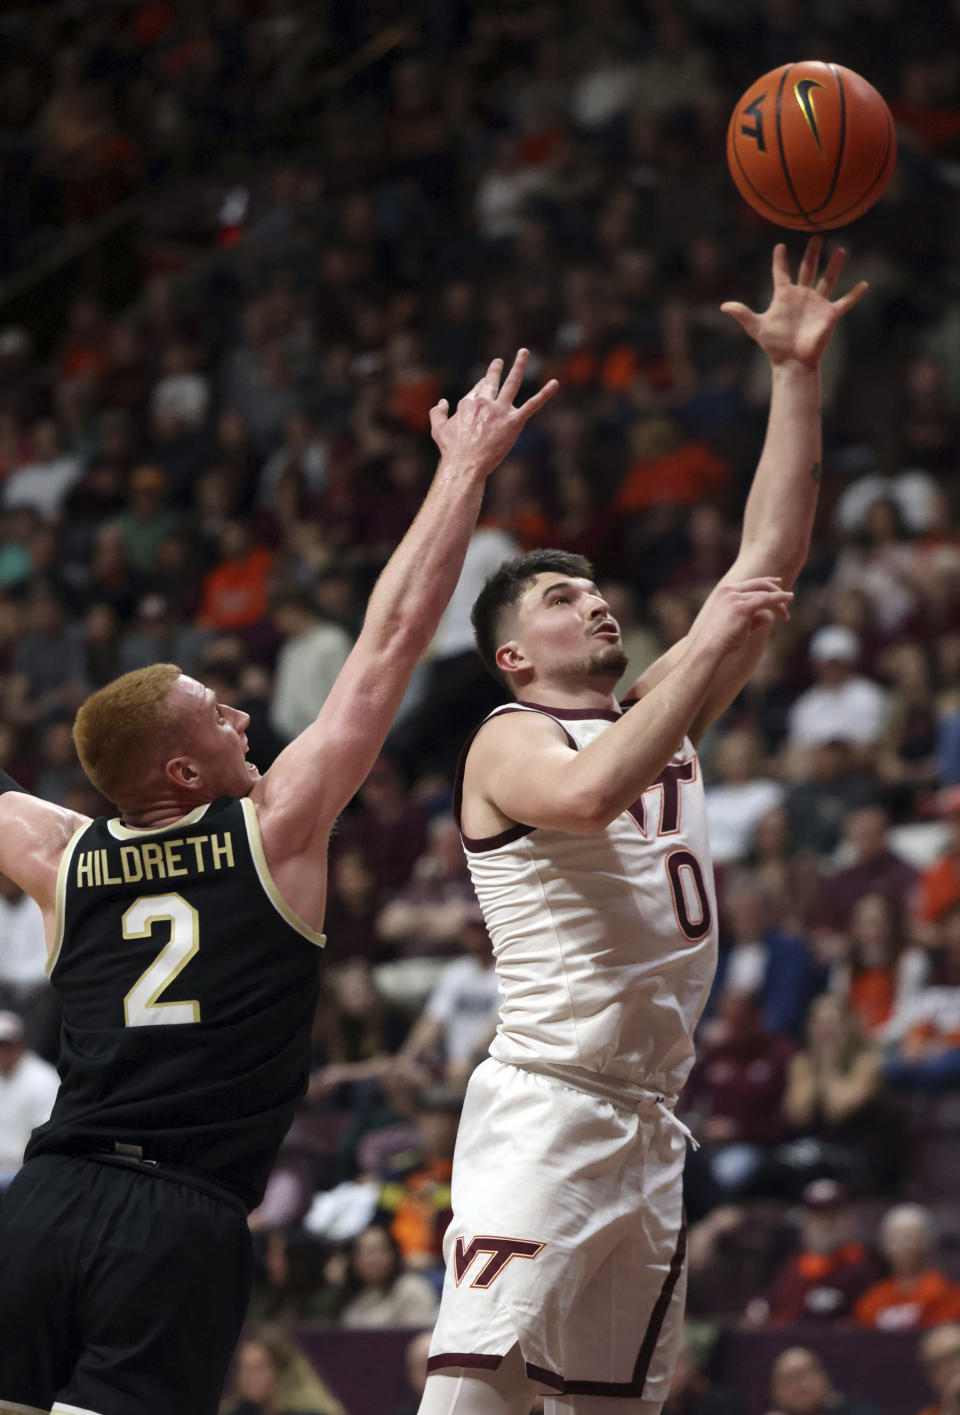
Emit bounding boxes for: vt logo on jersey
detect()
[795,78,826,155]
[454,1235,545,1289]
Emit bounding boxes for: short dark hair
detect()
[471,549,595,687]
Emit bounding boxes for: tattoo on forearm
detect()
[811,460,822,484]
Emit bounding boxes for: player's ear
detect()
[165,756,199,788]
[495,641,529,678]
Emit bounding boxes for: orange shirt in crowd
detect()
[855,1270,960,1331]
[198,546,274,630]
[849,968,897,1035]
[918,854,960,925]
[614,441,729,513]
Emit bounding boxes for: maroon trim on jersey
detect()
[520,1216,688,1398]
[453,707,577,853]
[427,1353,504,1374]
[517,700,622,722]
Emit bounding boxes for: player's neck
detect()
[515,681,620,713]
[117,788,215,830]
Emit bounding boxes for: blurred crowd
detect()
[2,0,960,1411]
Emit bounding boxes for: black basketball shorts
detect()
[0,1153,253,1415]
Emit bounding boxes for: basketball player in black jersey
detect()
[0,351,557,1415]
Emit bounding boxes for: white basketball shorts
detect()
[428,1057,688,1404]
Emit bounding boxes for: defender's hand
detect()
[721,238,868,370]
[429,348,559,479]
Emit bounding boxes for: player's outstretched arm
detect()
[0,789,89,929]
[626,238,867,740]
[254,351,558,851]
[468,579,792,835]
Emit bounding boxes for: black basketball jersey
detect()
[26,796,325,1211]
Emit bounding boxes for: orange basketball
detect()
[726,61,896,230]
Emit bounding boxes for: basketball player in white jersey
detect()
[418,239,868,1415]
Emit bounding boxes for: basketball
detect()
[726,61,897,230]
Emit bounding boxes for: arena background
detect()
[1,2,960,1412]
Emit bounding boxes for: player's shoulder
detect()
[467,705,575,761]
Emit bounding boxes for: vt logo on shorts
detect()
[454,1234,545,1288]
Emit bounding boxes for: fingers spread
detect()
[429,399,449,433]
[816,245,847,298]
[720,301,758,333]
[833,279,869,315]
[517,378,560,420]
[498,348,530,406]
[772,243,791,286]
[797,235,823,288]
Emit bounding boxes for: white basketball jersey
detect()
[455,703,718,1100]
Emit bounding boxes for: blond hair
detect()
[223,1328,347,1415]
[72,663,183,805]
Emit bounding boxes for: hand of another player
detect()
[721,238,868,370]
[429,349,559,480]
[688,576,793,658]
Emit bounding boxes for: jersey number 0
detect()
[123,892,201,1027]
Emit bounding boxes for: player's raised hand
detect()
[688,576,793,658]
[429,349,559,480]
[720,238,868,370]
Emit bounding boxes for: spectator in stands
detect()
[684,991,796,1198]
[223,1327,347,1415]
[378,1088,459,1273]
[398,911,501,1086]
[0,1010,59,1188]
[765,1346,882,1415]
[268,590,353,742]
[111,463,181,574]
[335,755,428,893]
[917,788,960,930]
[745,1179,883,1326]
[0,872,57,1061]
[337,1225,440,1329]
[855,1203,960,1331]
[817,806,917,936]
[882,900,960,1090]
[829,893,926,1038]
[308,961,411,1100]
[115,592,209,679]
[197,520,274,634]
[248,1230,333,1323]
[322,849,386,965]
[393,1329,433,1415]
[787,627,889,753]
[784,741,878,857]
[780,994,899,1197]
[705,728,785,866]
[830,496,920,637]
[375,816,476,961]
[663,1326,748,1414]
[2,417,83,517]
[5,583,87,728]
[711,872,821,1041]
[917,1322,960,1415]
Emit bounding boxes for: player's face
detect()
[504,573,628,685]
[171,674,259,798]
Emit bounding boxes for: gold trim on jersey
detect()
[1,1400,52,1415]
[46,821,90,978]
[106,803,211,840]
[51,1403,108,1415]
[239,797,326,948]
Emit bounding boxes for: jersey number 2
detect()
[123,892,201,1027]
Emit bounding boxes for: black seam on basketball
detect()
[732,133,808,219]
[822,107,894,223]
[776,64,825,229]
[807,64,846,215]
[732,79,815,221]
